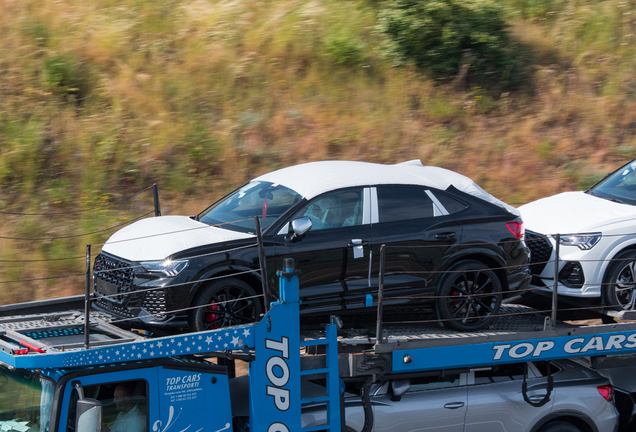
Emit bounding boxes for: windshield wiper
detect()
[600,196,624,204]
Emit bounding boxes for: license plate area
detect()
[94,280,121,302]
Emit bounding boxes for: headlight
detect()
[140,259,189,277]
[558,233,602,250]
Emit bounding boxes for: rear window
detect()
[377,186,434,222]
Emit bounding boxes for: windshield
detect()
[0,369,54,432]
[198,181,303,233]
[588,160,636,206]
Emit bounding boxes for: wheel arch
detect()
[601,241,636,284]
[438,251,509,293]
[188,265,264,307]
[529,410,598,432]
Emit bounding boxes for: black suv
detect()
[93,160,531,332]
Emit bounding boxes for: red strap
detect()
[14,341,46,355]
[262,196,268,219]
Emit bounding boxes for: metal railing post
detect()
[153,183,161,216]
[255,217,270,312]
[84,244,91,349]
[376,244,386,345]
[551,234,560,330]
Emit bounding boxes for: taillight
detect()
[597,385,614,402]
[506,221,525,240]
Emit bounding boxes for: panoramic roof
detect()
[255,160,519,215]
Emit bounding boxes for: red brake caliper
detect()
[450,288,461,309]
[206,300,219,329]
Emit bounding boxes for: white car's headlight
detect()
[140,259,189,277]
[558,233,602,250]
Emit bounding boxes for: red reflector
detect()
[597,385,614,402]
[506,222,525,239]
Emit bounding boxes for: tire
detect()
[437,260,502,332]
[188,278,262,332]
[604,250,636,310]
[537,421,581,432]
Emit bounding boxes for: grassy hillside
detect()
[1,0,636,303]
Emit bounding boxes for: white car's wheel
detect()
[604,250,636,310]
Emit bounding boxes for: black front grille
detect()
[526,231,553,275]
[93,254,135,293]
[142,289,167,315]
[94,297,136,318]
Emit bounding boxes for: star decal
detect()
[243,329,251,337]
[205,336,213,344]
[231,336,240,347]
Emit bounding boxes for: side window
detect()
[532,361,559,377]
[292,188,363,231]
[432,191,468,214]
[67,380,148,432]
[474,363,526,384]
[408,373,461,392]
[377,186,434,222]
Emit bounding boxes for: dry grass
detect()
[1,0,636,302]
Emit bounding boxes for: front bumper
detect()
[526,231,603,299]
[92,253,188,326]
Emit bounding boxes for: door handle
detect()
[435,232,456,240]
[444,402,465,409]
[347,239,369,247]
[528,395,548,402]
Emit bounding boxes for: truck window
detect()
[67,380,148,432]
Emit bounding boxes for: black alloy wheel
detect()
[437,260,502,332]
[604,250,636,310]
[188,278,262,332]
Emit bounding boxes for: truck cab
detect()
[1,358,232,432]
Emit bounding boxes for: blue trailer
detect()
[0,260,635,432]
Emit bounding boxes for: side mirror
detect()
[76,398,102,432]
[286,217,312,242]
[390,379,410,402]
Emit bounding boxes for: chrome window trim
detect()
[370,187,379,224]
[426,190,450,216]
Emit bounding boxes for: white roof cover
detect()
[255,160,519,216]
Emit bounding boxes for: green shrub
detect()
[42,54,86,96]
[324,30,365,67]
[377,0,524,87]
